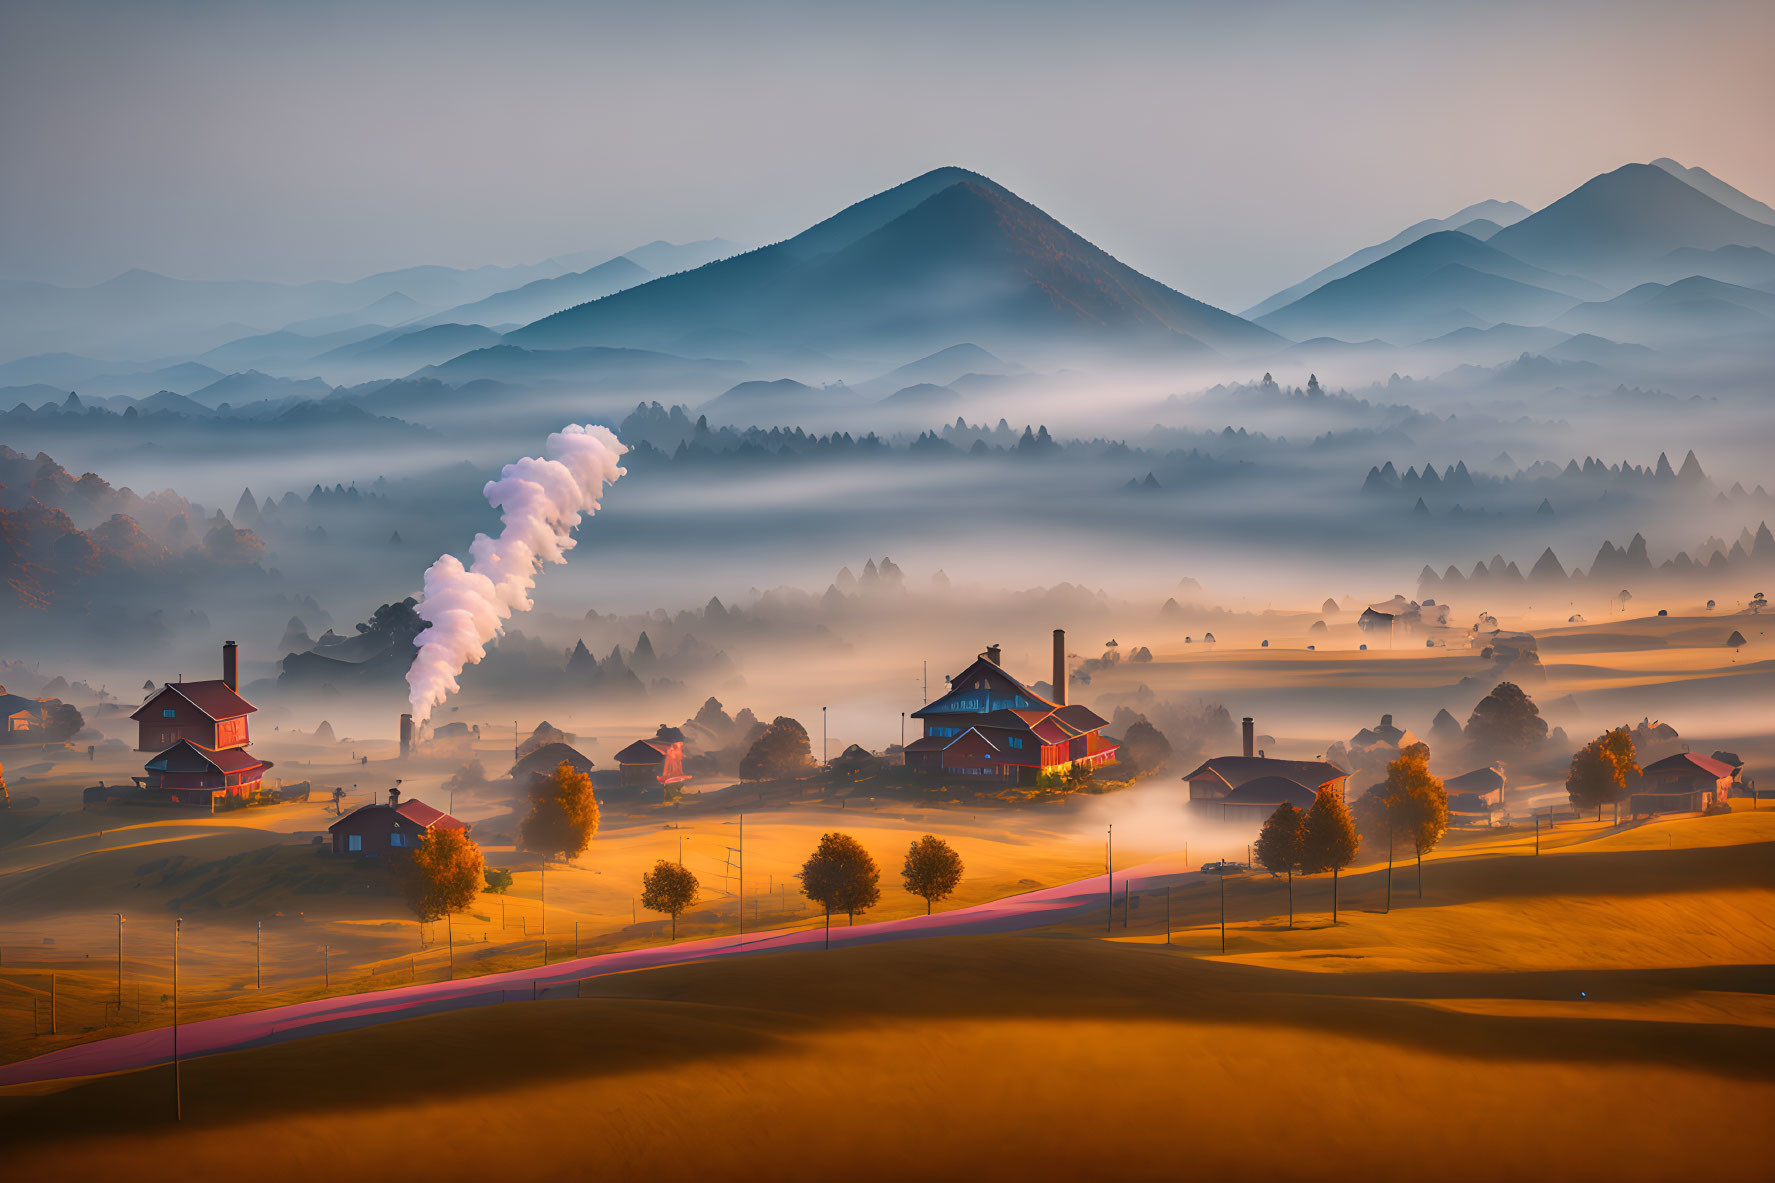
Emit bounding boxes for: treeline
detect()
[1418,522,1775,598]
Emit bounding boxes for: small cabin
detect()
[329,788,467,857]
[616,726,690,788]
[1630,752,1733,816]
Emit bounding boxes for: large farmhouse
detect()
[127,642,271,809]
[904,632,1118,785]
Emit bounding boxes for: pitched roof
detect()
[130,680,255,722]
[615,739,672,764]
[509,742,594,778]
[1220,776,1316,809]
[0,693,43,719]
[1182,756,1347,791]
[396,798,467,830]
[144,739,269,775]
[1444,766,1506,793]
[911,655,1055,719]
[328,798,465,833]
[1643,752,1734,779]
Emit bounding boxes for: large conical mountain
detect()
[506,168,1282,360]
[1488,163,1775,283]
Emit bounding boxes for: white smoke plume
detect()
[406,424,627,723]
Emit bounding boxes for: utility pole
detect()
[324,944,330,990]
[1220,873,1227,954]
[116,913,124,1007]
[1106,825,1113,933]
[49,973,57,1034]
[540,861,547,965]
[1166,884,1172,945]
[1535,813,1541,856]
[900,712,905,750]
[255,920,261,989]
[173,917,182,1122]
[822,707,828,766]
[1123,880,1130,929]
[448,912,454,979]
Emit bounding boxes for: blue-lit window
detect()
[163,709,176,718]
[1007,736,1024,749]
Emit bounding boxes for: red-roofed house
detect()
[1630,752,1734,815]
[905,635,1118,785]
[329,786,468,857]
[129,642,272,810]
[615,725,689,788]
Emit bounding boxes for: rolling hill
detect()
[1650,158,1775,226]
[506,168,1283,361]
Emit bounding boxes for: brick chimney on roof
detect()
[222,641,238,692]
[1052,629,1067,706]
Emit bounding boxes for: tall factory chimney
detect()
[1242,716,1255,759]
[222,641,238,691]
[399,713,414,760]
[1052,629,1067,706]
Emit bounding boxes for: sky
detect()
[2,0,1772,311]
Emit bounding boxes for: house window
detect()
[390,831,405,848]
[347,834,362,851]
[1007,736,1023,749]
[163,709,176,718]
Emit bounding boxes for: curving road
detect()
[0,862,1183,1087]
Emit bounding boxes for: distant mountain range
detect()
[1246,158,1775,348]
[507,167,1284,361]
[1241,199,1531,320]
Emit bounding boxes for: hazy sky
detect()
[3,0,1772,310]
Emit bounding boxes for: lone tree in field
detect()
[521,761,601,860]
[1254,801,1306,927]
[1302,785,1360,924]
[1464,681,1548,760]
[1377,742,1448,903]
[400,826,485,923]
[1566,726,1639,822]
[641,859,700,939]
[901,834,964,914]
[800,832,881,945]
[739,716,812,781]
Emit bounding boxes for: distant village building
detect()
[903,635,1118,785]
[1444,765,1507,816]
[1629,752,1734,816]
[126,642,271,809]
[615,725,690,790]
[329,785,467,856]
[509,742,596,785]
[1183,715,1347,818]
[0,691,48,735]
